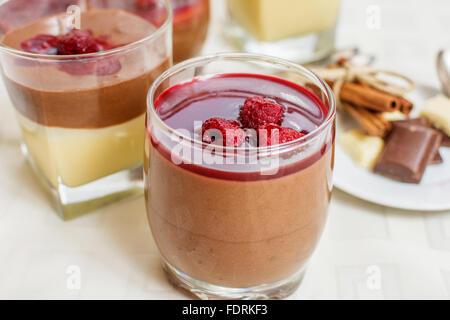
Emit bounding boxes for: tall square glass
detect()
[0,0,172,219]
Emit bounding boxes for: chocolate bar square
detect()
[374,124,442,183]
[393,118,443,164]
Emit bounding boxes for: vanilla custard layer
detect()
[19,113,145,188]
[228,0,341,42]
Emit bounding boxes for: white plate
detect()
[334,84,450,211]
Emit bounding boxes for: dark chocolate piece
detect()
[393,118,450,148]
[374,124,442,183]
[393,118,443,164]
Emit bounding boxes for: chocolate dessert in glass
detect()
[145,53,336,299]
[0,0,172,219]
[134,0,210,63]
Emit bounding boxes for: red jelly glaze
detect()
[19,29,123,76]
[148,73,334,181]
[20,34,58,54]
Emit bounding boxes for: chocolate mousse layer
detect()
[1,8,170,128]
[146,146,333,288]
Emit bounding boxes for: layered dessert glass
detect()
[145,53,336,299]
[0,0,172,219]
[225,0,341,63]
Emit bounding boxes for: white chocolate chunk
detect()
[420,94,450,136]
[382,111,407,122]
[340,129,385,169]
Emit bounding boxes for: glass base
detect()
[224,23,336,64]
[21,143,144,220]
[162,259,306,300]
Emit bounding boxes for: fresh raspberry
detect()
[56,29,103,55]
[239,96,284,129]
[202,118,246,147]
[20,34,58,54]
[55,30,123,76]
[258,124,305,147]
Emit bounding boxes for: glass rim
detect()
[147,52,336,154]
[0,0,173,61]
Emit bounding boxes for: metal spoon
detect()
[437,49,450,97]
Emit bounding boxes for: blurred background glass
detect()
[225,0,341,63]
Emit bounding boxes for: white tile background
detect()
[0,0,449,299]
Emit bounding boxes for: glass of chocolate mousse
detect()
[0,0,172,219]
[145,53,336,299]
[134,0,210,63]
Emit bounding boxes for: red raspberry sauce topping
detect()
[258,124,305,147]
[202,118,246,147]
[19,29,124,76]
[20,34,58,54]
[239,96,284,129]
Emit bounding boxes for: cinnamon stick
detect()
[340,83,402,112]
[398,97,413,116]
[343,103,392,137]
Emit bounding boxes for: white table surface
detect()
[1,0,450,300]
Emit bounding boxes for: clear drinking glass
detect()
[225,0,341,63]
[145,53,336,299]
[0,0,172,219]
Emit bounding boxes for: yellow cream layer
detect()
[18,113,145,188]
[228,0,341,42]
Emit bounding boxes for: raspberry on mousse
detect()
[201,96,306,148]
[56,29,103,55]
[201,117,246,147]
[258,124,305,147]
[239,96,284,129]
[19,29,123,76]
